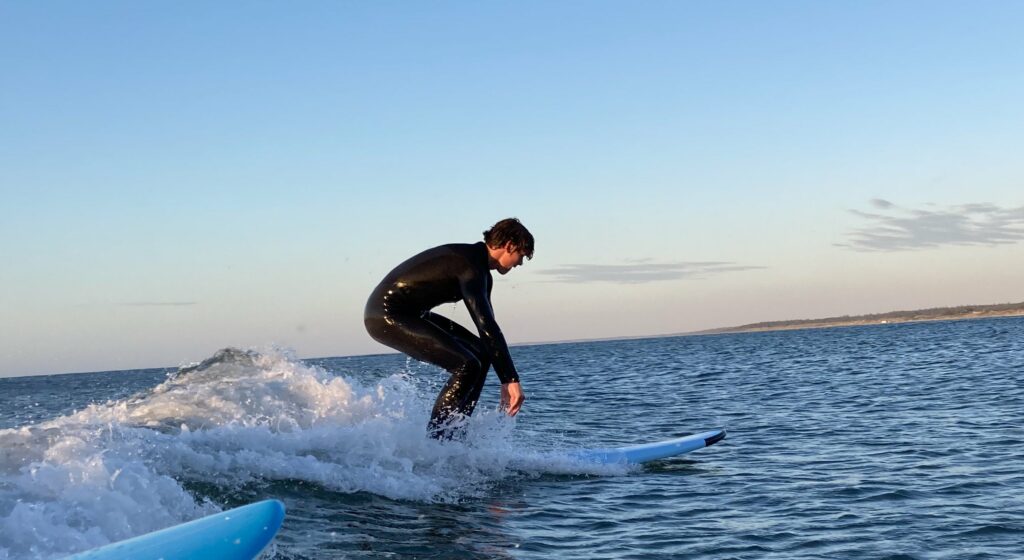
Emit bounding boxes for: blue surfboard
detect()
[570,428,726,464]
[66,499,286,560]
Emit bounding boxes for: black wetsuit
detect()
[364,242,519,438]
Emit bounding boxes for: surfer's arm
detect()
[460,275,520,384]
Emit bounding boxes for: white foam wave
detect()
[0,348,620,559]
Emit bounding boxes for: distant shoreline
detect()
[693,302,1024,335]
[520,302,1024,347]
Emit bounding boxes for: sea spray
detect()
[0,347,618,559]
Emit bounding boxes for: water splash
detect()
[0,348,617,559]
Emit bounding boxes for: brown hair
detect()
[483,218,534,259]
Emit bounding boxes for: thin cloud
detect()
[841,200,1024,251]
[537,261,765,284]
[120,301,198,307]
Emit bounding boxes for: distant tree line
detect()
[714,301,1024,332]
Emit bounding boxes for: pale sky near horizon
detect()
[3,1,1023,377]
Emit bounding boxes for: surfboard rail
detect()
[65,499,286,560]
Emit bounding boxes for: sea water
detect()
[1,318,1022,559]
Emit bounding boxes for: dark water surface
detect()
[2,318,1023,559]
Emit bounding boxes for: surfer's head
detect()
[484,218,534,259]
[484,218,534,274]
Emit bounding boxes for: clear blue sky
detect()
[3,1,1023,377]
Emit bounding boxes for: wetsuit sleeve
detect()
[460,275,520,384]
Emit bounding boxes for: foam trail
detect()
[0,348,622,559]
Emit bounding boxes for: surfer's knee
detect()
[451,355,486,378]
[363,318,383,342]
[363,315,395,345]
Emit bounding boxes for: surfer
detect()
[364,218,534,439]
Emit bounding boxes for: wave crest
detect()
[0,348,504,558]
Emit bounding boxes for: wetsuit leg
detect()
[364,313,490,439]
[421,313,490,423]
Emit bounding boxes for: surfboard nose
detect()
[704,429,727,446]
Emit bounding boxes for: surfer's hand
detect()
[500,382,524,417]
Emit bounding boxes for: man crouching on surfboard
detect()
[364,218,534,439]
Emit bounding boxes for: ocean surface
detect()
[2,317,1023,559]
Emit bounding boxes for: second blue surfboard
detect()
[66,499,286,560]
[570,428,726,464]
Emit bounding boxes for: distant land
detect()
[696,301,1024,335]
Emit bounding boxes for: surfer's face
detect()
[495,244,526,275]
